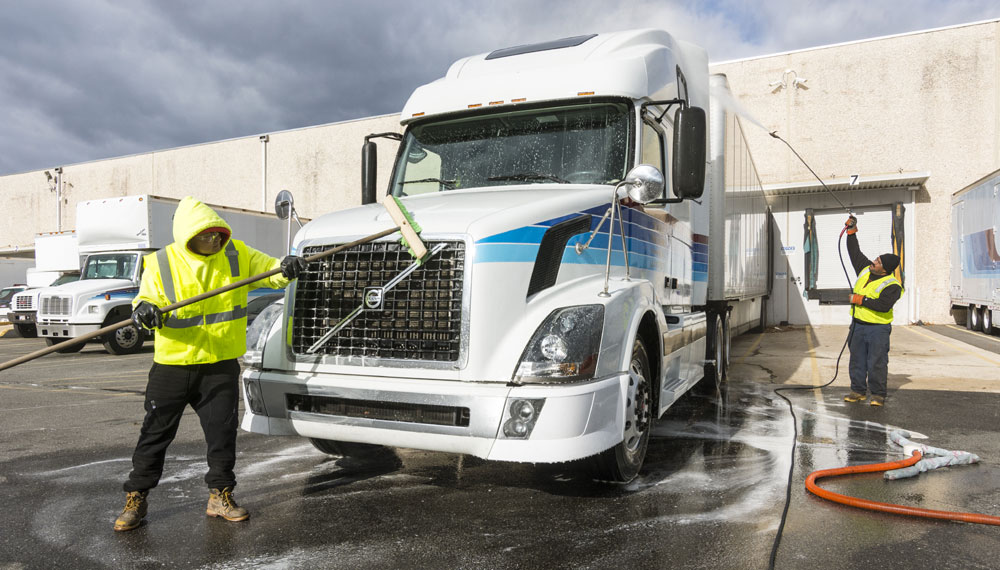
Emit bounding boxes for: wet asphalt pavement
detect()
[1,329,999,569]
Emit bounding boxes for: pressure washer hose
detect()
[805,449,1000,526]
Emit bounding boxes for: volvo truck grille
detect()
[292,240,466,362]
[40,296,72,316]
[287,394,471,427]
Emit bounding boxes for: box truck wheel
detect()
[590,337,652,483]
[967,305,981,332]
[45,337,84,354]
[102,323,144,355]
[13,323,37,338]
[983,308,995,336]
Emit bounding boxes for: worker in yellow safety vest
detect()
[113,196,307,532]
[842,215,903,408]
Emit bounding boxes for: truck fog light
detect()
[244,378,266,415]
[501,398,545,439]
[88,305,100,314]
[503,419,529,437]
[511,399,535,420]
[540,335,568,361]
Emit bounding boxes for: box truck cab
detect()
[243,29,768,481]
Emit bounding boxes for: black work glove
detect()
[132,301,163,330]
[280,255,308,279]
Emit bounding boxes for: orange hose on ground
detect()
[805,450,1000,526]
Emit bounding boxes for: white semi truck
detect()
[951,170,1000,334]
[35,195,288,355]
[242,29,770,481]
[7,231,81,338]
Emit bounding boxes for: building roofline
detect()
[711,17,1000,65]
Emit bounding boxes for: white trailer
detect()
[35,195,288,354]
[951,170,1000,334]
[242,29,769,481]
[7,231,81,337]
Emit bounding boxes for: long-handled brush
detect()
[0,196,426,372]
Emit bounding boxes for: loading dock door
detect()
[810,207,894,300]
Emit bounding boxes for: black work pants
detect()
[848,321,891,398]
[124,359,241,493]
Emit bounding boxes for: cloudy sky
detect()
[2,0,997,175]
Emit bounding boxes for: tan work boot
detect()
[114,490,148,532]
[206,487,249,522]
[844,391,867,403]
[869,395,885,407]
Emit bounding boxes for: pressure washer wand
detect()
[769,131,852,215]
[0,198,427,373]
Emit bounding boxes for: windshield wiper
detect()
[399,178,458,190]
[487,172,570,184]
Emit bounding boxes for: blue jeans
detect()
[848,322,891,397]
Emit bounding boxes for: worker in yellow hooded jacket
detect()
[114,196,307,532]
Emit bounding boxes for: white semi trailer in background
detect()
[951,170,1000,335]
[34,195,288,355]
[7,231,81,337]
[243,29,770,481]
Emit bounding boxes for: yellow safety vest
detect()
[851,267,902,325]
[134,197,288,365]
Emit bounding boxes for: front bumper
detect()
[8,311,35,325]
[240,369,627,464]
[37,321,102,338]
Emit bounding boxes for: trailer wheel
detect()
[697,314,726,394]
[590,337,652,483]
[45,337,84,354]
[967,305,981,332]
[983,308,995,336]
[102,324,144,355]
[13,323,37,338]
[721,312,731,378]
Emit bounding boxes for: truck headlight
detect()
[513,305,603,384]
[244,302,284,369]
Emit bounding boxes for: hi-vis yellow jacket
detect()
[134,197,288,365]
[851,267,903,325]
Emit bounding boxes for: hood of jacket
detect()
[173,196,232,253]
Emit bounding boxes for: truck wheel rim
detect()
[115,326,139,348]
[624,358,650,453]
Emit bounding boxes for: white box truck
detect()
[242,29,770,481]
[951,170,1000,334]
[35,195,288,354]
[7,231,81,337]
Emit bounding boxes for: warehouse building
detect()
[2,18,998,326]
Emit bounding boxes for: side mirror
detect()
[623,164,664,204]
[672,106,707,199]
[274,189,294,220]
[361,141,377,205]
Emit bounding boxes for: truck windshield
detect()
[391,101,631,196]
[82,253,138,280]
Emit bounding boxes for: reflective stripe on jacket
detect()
[134,196,287,365]
[851,267,903,325]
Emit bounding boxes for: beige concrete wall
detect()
[711,20,1000,323]
[0,114,401,251]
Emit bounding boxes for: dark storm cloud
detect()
[1,0,997,175]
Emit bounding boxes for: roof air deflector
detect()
[486,34,598,60]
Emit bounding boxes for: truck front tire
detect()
[590,337,652,483]
[13,323,37,338]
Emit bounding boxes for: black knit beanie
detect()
[879,253,900,274]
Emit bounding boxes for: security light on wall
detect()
[769,69,809,92]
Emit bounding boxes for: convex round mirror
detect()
[624,164,664,204]
[274,190,295,220]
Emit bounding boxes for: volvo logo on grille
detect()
[363,287,385,310]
